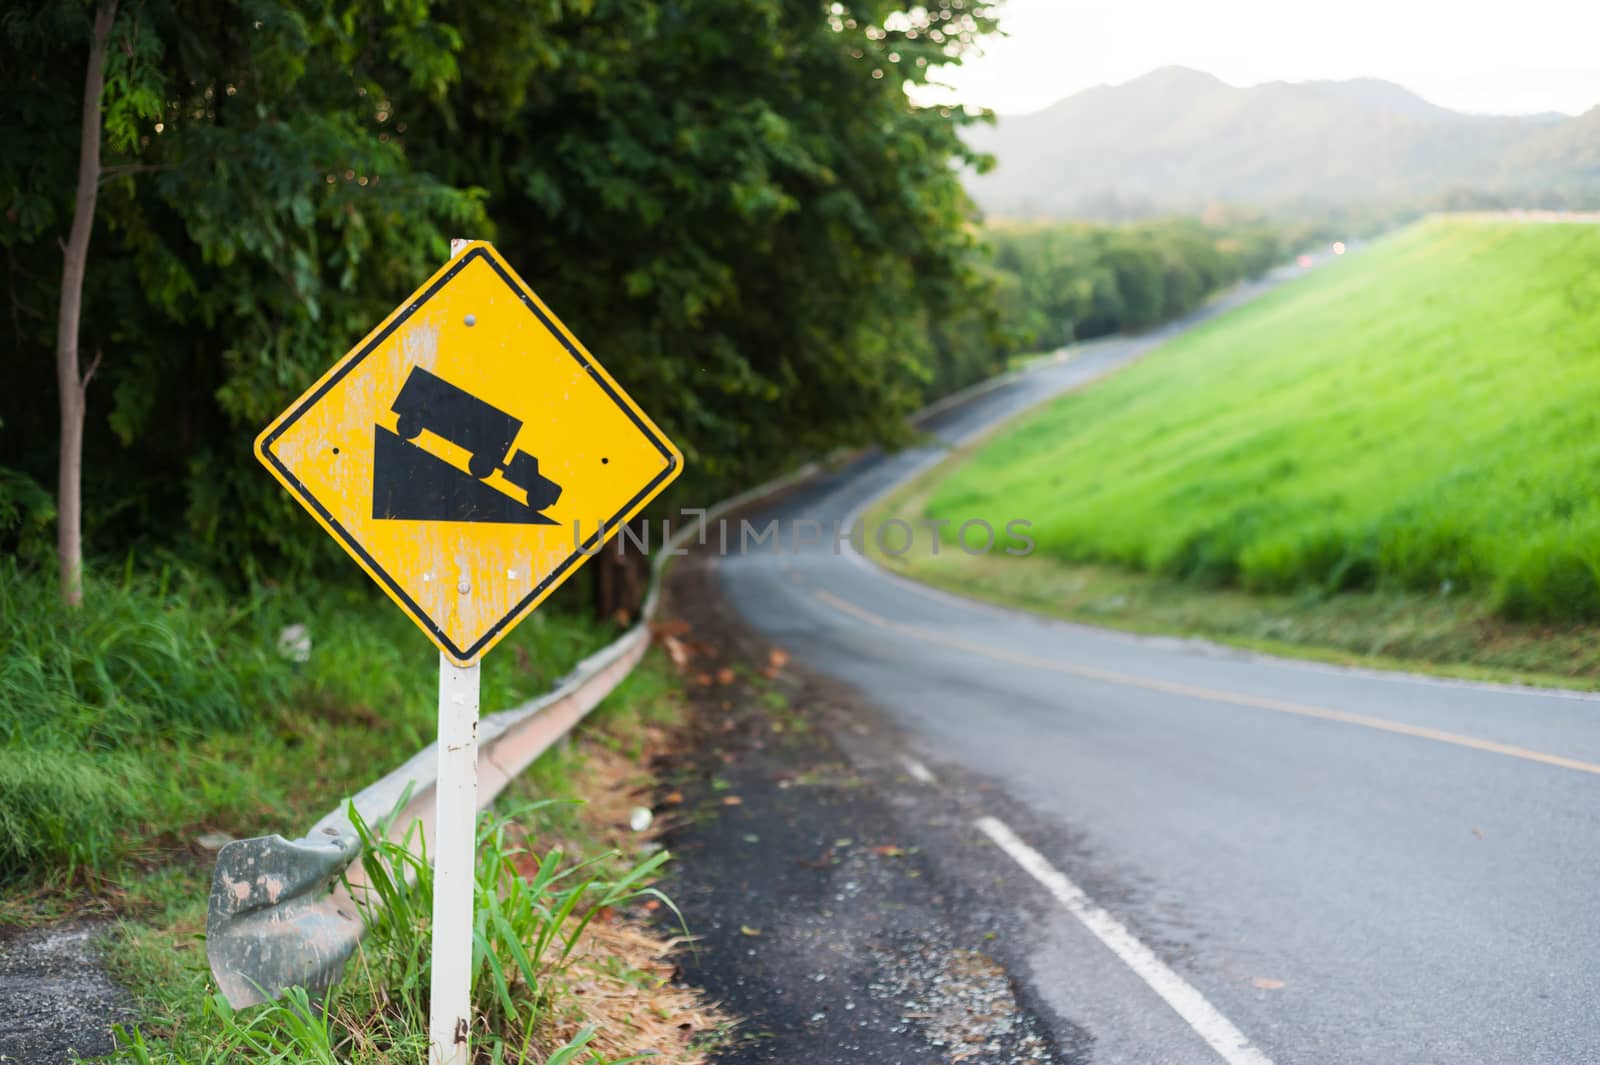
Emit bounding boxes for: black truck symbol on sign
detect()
[373,366,563,524]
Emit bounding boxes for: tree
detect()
[388,0,1002,494]
[4,0,486,576]
[981,216,1295,357]
[54,2,116,605]
[2,0,1002,595]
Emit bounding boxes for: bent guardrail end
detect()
[206,833,363,1007]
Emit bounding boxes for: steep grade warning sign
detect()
[256,241,682,664]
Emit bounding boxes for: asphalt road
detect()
[709,262,1600,1065]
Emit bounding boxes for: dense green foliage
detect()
[923,220,1600,621]
[983,214,1295,355]
[2,0,1000,580]
[0,558,607,879]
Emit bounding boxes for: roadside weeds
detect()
[0,652,735,1065]
[867,463,1600,692]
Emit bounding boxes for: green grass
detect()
[92,649,723,1063]
[2,550,721,1060]
[105,800,674,1064]
[869,486,1600,687]
[924,218,1600,620]
[0,558,610,892]
[866,219,1600,685]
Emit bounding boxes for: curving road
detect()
[710,262,1600,1065]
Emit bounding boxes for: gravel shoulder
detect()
[655,556,1087,1065]
[0,920,132,1063]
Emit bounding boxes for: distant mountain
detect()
[963,67,1599,217]
[1504,105,1600,175]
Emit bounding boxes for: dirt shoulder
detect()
[652,556,1085,1064]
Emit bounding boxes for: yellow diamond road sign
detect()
[256,241,682,665]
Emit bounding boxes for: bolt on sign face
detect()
[256,241,683,665]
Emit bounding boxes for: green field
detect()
[924,219,1600,622]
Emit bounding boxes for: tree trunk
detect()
[593,518,649,625]
[56,1,116,606]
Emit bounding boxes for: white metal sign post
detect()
[253,234,683,1065]
[431,653,480,1064]
[430,238,480,1065]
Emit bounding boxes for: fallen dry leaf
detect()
[663,635,691,670]
[721,795,743,806]
[549,910,731,1063]
[1252,977,1285,990]
[739,925,762,937]
[761,647,791,679]
[1471,826,1485,839]
[693,672,714,687]
[716,667,736,685]
[873,845,906,857]
[661,791,684,805]
[650,618,692,639]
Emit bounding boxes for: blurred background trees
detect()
[3,0,1004,583]
[2,0,1295,598]
[984,214,1298,353]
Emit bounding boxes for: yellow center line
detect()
[812,587,1600,777]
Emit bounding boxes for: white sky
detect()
[924,0,1600,117]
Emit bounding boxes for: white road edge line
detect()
[900,756,937,785]
[975,816,1275,1065]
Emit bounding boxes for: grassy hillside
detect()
[923,218,1600,623]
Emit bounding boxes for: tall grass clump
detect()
[923,219,1600,621]
[0,560,286,876]
[0,556,610,885]
[352,800,676,1056]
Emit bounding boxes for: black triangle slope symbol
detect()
[372,426,559,525]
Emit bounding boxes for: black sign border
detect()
[260,246,678,662]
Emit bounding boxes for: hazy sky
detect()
[926,0,1600,117]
